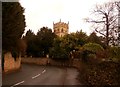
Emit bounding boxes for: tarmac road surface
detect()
[2,64,81,86]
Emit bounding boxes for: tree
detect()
[83,43,104,53]
[2,2,25,70]
[61,33,76,52]
[49,30,88,60]
[37,27,56,57]
[23,29,38,57]
[24,29,35,41]
[86,2,118,46]
[60,30,88,52]
[24,27,56,57]
[75,30,88,46]
[2,2,25,53]
[17,38,27,57]
[115,1,120,46]
[108,46,120,62]
[87,32,106,48]
[49,37,69,59]
[82,43,104,62]
[88,32,100,43]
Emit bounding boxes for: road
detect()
[2,64,81,86]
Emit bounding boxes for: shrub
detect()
[82,43,104,62]
[49,47,69,59]
[83,43,104,53]
[108,46,120,62]
[78,61,120,85]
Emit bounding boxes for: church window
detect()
[61,28,63,32]
[58,29,59,32]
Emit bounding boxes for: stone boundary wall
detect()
[4,52,21,73]
[22,57,70,66]
[21,57,48,65]
[21,58,82,68]
[72,59,82,69]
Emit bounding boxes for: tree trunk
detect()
[106,14,109,46]
[118,7,120,46]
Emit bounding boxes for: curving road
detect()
[2,64,81,86]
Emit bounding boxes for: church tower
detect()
[53,19,69,37]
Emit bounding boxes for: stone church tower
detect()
[53,19,69,37]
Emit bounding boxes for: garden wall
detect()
[4,52,21,73]
[21,57,82,68]
[21,57,48,65]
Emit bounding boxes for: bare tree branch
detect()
[95,28,106,37]
[86,2,119,46]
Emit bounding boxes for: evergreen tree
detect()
[2,2,25,52]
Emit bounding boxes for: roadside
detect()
[77,61,120,86]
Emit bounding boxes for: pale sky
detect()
[19,0,116,35]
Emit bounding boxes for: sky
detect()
[19,0,116,35]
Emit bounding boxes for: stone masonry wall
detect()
[21,57,48,65]
[4,52,21,73]
[21,57,82,68]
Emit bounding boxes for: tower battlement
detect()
[53,20,69,37]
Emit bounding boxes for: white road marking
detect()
[10,81,24,87]
[10,70,47,86]
[32,73,41,79]
[42,70,46,74]
[32,70,46,79]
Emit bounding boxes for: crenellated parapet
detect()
[53,19,69,37]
